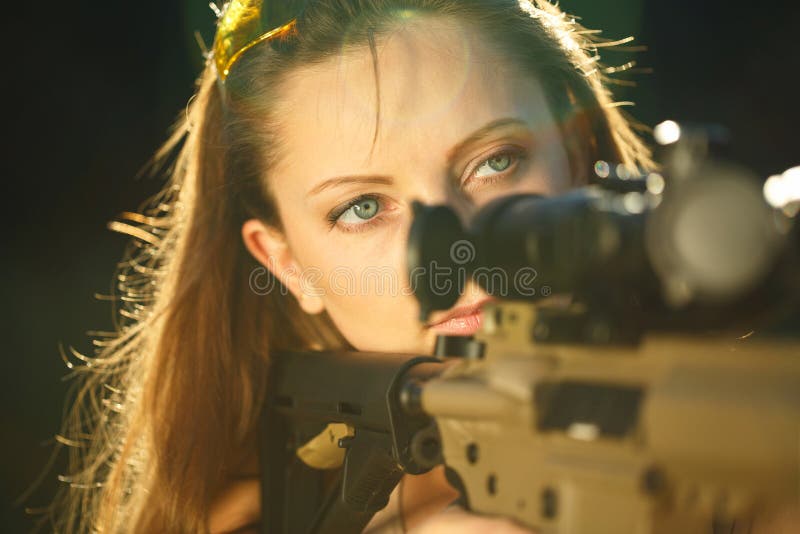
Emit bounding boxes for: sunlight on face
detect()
[265,15,572,353]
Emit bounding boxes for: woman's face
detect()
[243,15,573,354]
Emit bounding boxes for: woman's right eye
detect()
[327,194,385,232]
[340,197,379,222]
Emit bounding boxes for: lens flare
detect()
[763,166,800,209]
[653,120,681,145]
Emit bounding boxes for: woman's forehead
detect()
[271,16,556,186]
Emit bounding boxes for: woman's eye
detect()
[339,197,380,223]
[327,194,386,232]
[475,153,513,178]
[466,147,527,188]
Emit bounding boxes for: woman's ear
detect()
[241,218,326,315]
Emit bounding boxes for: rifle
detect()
[258,126,800,533]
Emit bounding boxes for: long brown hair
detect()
[49,1,653,531]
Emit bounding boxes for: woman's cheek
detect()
[513,162,564,196]
[323,291,410,352]
[333,219,408,290]
[309,210,424,352]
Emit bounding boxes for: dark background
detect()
[3,0,799,530]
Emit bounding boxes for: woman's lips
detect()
[428,308,485,336]
[425,297,495,336]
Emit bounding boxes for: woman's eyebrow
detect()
[445,117,530,166]
[305,118,528,198]
[306,175,394,198]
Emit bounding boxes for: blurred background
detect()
[3,0,799,530]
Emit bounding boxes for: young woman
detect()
[50,0,656,532]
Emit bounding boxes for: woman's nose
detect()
[408,182,476,225]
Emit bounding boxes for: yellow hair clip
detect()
[212,0,303,82]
